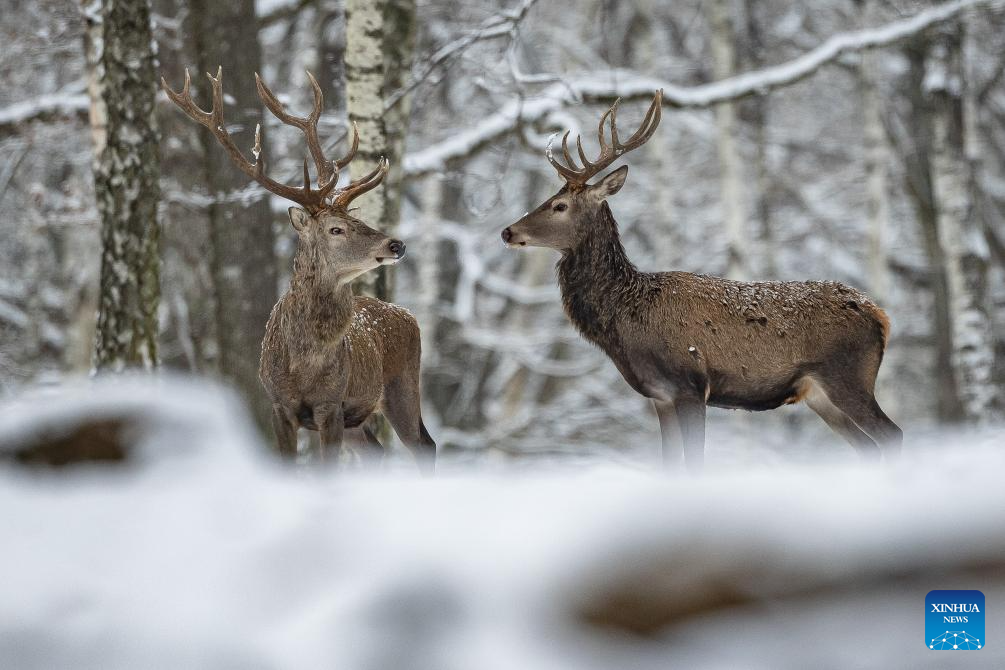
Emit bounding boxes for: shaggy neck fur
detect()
[557,201,656,344]
[289,240,354,341]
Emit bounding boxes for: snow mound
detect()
[0,375,1001,669]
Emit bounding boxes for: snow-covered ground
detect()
[1,375,1002,669]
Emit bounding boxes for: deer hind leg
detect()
[802,379,879,457]
[271,405,299,459]
[381,370,436,475]
[343,421,386,468]
[812,377,903,457]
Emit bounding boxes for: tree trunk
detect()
[902,36,965,423]
[345,0,417,301]
[926,23,996,422]
[741,0,775,277]
[708,0,748,279]
[854,0,891,303]
[85,0,161,371]
[188,0,277,428]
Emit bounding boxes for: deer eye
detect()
[329,227,344,235]
[553,203,568,212]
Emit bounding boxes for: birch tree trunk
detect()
[84,0,161,371]
[188,0,277,428]
[926,23,996,422]
[903,37,965,422]
[858,0,891,303]
[345,0,418,301]
[708,0,748,279]
[741,0,775,277]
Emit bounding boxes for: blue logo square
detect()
[926,590,985,650]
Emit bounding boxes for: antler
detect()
[547,89,663,188]
[162,67,380,214]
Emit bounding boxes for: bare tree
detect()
[857,0,891,303]
[84,0,161,371]
[186,0,277,426]
[927,22,996,421]
[345,0,417,301]
[708,0,749,279]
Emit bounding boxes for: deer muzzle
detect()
[501,226,527,247]
[378,239,406,265]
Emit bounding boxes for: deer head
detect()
[501,90,662,250]
[162,68,404,284]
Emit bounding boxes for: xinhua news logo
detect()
[926,590,985,650]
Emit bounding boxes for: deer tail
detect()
[864,303,891,350]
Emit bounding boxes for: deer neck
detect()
[557,202,643,343]
[288,244,355,339]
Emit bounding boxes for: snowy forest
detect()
[2,0,1005,667]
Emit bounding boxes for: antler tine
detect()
[547,131,585,183]
[165,67,388,214]
[575,135,594,170]
[163,67,330,212]
[608,98,621,149]
[161,68,212,124]
[255,71,335,189]
[333,157,389,210]
[560,132,579,171]
[597,106,613,153]
[545,90,663,187]
[615,89,663,151]
[335,121,360,171]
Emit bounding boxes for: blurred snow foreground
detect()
[0,377,1002,670]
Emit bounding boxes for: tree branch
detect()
[0,85,88,138]
[404,0,993,176]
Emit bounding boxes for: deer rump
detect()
[610,273,890,413]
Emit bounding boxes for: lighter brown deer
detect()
[502,91,902,468]
[163,68,435,472]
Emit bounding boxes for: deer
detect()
[163,68,435,472]
[501,90,902,469]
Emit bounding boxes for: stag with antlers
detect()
[501,91,902,468]
[163,68,435,471]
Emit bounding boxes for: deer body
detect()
[164,68,435,470]
[559,204,890,409]
[503,92,901,467]
[261,284,431,468]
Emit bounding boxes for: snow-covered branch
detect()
[256,0,316,28]
[384,0,541,112]
[0,86,88,137]
[404,0,992,176]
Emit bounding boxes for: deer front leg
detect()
[271,406,298,459]
[674,396,706,472]
[314,402,344,466]
[653,399,683,468]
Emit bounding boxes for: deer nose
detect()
[388,239,405,257]
[501,227,513,244]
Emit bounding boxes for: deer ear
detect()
[591,165,629,200]
[288,207,310,231]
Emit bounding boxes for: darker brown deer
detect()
[163,68,435,472]
[501,91,902,468]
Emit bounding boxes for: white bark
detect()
[345,0,388,232]
[859,0,890,303]
[417,174,441,369]
[709,0,748,279]
[927,26,996,422]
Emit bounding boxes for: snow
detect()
[1,375,1004,668]
[0,89,88,132]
